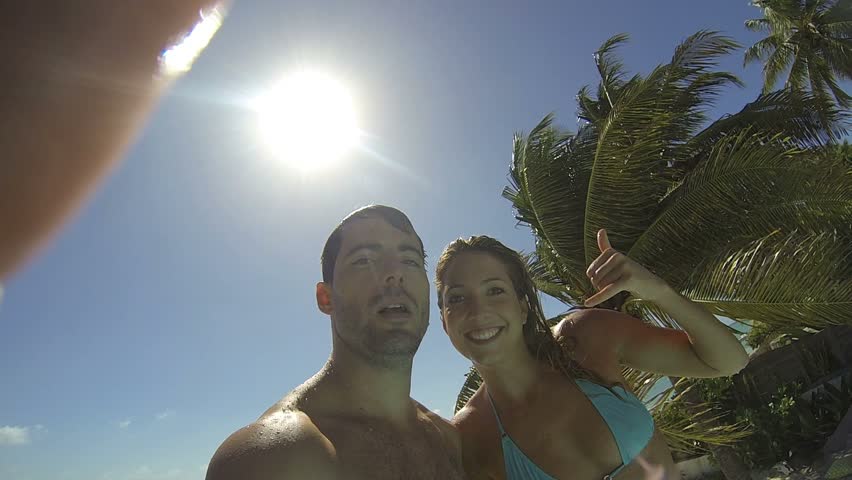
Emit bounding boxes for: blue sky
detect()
[0,1,772,479]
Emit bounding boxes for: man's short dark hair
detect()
[321,205,425,283]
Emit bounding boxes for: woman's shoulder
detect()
[553,308,633,379]
[553,307,637,341]
[452,388,504,479]
[451,387,489,431]
[453,387,504,447]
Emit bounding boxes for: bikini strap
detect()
[484,389,508,437]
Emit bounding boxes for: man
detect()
[1,1,227,282]
[206,205,467,480]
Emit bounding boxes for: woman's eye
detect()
[487,286,505,295]
[403,258,422,267]
[447,295,464,304]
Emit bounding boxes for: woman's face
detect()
[439,251,528,366]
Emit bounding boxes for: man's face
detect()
[324,217,429,367]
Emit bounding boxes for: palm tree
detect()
[454,31,851,476]
[744,0,852,109]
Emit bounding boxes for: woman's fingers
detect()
[597,229,612,253]
[592,268,624,292]
[586,247,617,279]
[590,252,623,288]
[584,281,624,307]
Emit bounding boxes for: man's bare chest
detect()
[320,419,467,480]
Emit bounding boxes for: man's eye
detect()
[487,286,505,295]
[403,259,422,267]
[447,295,464,304]
[352,258,372,266]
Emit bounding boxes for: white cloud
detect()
[0,425,31,446]
[129,466,152,479]
[118,419,132,429]
[155,409,176,421]
[199,464,208,473]
[433,409,442,415]
[163,468,182,478]
[103,465,185,480]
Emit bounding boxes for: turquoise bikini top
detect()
[486,379,655,480]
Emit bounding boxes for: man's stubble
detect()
[331,289,430,369]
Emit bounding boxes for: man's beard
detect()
[362,323,426,361]
[332,287,429,368]
[335,313,429,369]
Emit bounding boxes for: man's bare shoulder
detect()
[206,409,338,480]
[414,400,461,449]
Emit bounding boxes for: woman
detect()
[435,230,748,480]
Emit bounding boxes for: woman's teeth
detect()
[466,327,502,341]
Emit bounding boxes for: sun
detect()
[256,71,360,172]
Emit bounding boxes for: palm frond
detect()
[670,30,742,73]
[652,383,752,455]
[680,229,852,328]
[754,0,800,33]
[685,90,847,164]
[455,366,482,414]
[787,52,810,90]
[503,117,597,301]
[744,0,852,114]
[816,56,852,107]
[593,33,631,109]
[822,19,852,38]
[762,42,797,92]
[577,86,606,124]
[504,113,562,238]
[822,0,852,24]
[503,115,597,297]
[631,129,851,289]
[523,249,582,305]
[582,33,746,264]
[744,34,783,65]
[582,73,676,261]
[622,366,667,402]
[745,17,773,33]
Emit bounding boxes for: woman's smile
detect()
[465,325,505,344]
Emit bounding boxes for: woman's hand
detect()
[584,229,671,307]
[579,229,748,377]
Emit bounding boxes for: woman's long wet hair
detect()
[435,235,605,385]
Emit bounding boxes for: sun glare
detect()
[256,71,360,173]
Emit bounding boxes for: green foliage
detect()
[455,366,481,414]
[652,378,752,456]
[686,372,852,469]
[737,383,804,467]
[745,0,852,111]
[746,321,781,349]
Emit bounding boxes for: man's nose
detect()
[382,259,405,285]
